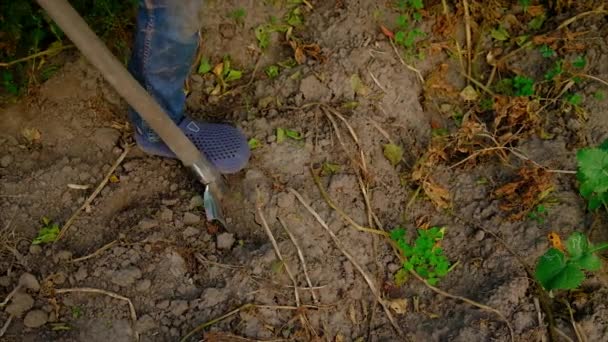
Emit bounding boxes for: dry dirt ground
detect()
[2,1,608,341]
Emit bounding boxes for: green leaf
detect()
[535,248,566,290]
[390,228,406,241]
[225,69,242,82]
[566,232,588,259]
[575,254,601,271]
[285,129,303,140]
[395,31,406,45]
[394,268,409,286]
[397,14,408,29]
[576,148,608,197]
[573,55,586,69]
[383,144,404,166]
[32,223,60,245]
[528,15,546,30]
[490,26,510,41]
[321,162,341,175]
[248,138,262,150]
[566,93,583,106]
[198,57,212,74]
[539,44,556,58]
[276,128,286,143]
[265,65,280,78]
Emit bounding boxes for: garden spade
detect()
[36,0,228,227]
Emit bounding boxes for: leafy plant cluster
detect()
[577,139,608,210]
[390,226,451,285]
[1,0,137,98]
[535,232,608,291]
[393,0,425,49]
[32,217,60,245]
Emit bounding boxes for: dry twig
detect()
[0,315,12,337]
[278,217,319,304]
[256,206,300,307]
[56,144,132,241]
[289,188,403,336]
[55,287,138,341]
[70,240,118,263]
[389,39,425,83]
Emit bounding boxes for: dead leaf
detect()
[423,179,451,209]
[21,128,41,143]
[109,175,120,183]
[350,74,370,96]
[495,166,553,220]
[380,25,395,39]
[460,85,479,101]
[527,5,546,17]
[388,298,408,315]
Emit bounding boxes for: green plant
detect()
[265,65,280,78]
[593,91,605,101]
[276,128,303,143]
[539,44,556,58]
[576,139,608,210]
[393,0,425,49]
[544,59,564,81]
[565,93,583,106]
[32,217,60,245]
[390,227,451,285]
[513,75,535,96]
[572,55,586,69]
[197,57,212,75]
[229,7,246,25]
[528,204,547,224]
[535,232,608,291]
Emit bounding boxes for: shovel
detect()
[36,0,227,226]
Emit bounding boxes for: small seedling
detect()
[276,128,303,143]
[393,1,425,49]
[265,65,280,79]
[593,91,605,101]
[535,232,608,291]
[71,306,83,319]
[528,204,547,224]
[198,57,212,75]
[539,44,556,58]
[248,138,262,150]
[321,162,341,176]
[33,217,60,245]
[544,59,563,81]
[572,55,586,69]
[391,227,451,285]
[490,26,510,41]
[513,75,535,96]
[229,8,246,25]
[528,15,546,30]
[565,93,583,106]
[576,139,608,210]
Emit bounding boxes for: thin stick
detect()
[564,301,585,342]
[367,119,394,145]
[55,287,138,341]
[463,0,472,82]
[0,45,74,67]
[461,72,495,96]
[578,74,608,87]
[180,303,254,342]
[194,253,242,270]
[70,240,118,263]
[289,188,403,336]
[311,169,388,237]
[555,328,575,342]
[0,315,12,337]
[389,39,425,83]
[257,206,300,307]
[56,145,132,241]
[0,285,22,308]
[557,7,608,30]
[368,69,387,93]
[278,217,319,304]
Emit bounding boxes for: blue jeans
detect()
[128,0,203,142]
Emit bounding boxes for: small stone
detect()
[170,183,178,192]
[183,212,201,225]
[156,299,170,309]
[111,267,142,287]
[182,227,200,238]
[139,218,159,230]
[216,233,235,250]
[23,310,48,328]
[136,279,152,292]
[18,273,40,292]
[0,276,10,287]
[136,315,157,333]
[161,198,179,206]
[160,208,174,222]
[50,272,66,285]
[276,192,295,208]
[28,245,42,255]
[92,128,120,151]
[0,155,13,168]
[53,250,72,263]
[474,230,485,241]
[74,267,88,282]
[170,300,189,316]
[79,172,91,182]
[6,292,34,317]
[189,195,204,209]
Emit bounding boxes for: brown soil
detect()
[2,1,608,341]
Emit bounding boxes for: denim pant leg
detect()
[128,0,203,142]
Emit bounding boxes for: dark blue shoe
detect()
[134,118,250,174]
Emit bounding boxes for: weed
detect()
[206,56,243,94]
[265,65,280,78]
[513,75,535,96]
[71,306,83,319]
[565,93,583,106]
[544,59,564,81]
[197,57,212,75]
[528,204,547,224]
[535,232,608,291]
[490,26,510,41]
[248,138,262,150]
[276,128,303,143]
[392,0,426,49]
[576,139,608,210]
[321,162,341,176]
[572,55,586,69]
[383,144,404,166]
[593,91,605,101]
[539,44,556,58]
[391,227,451,286]
[229,8,246,25]
[32,217,60,245]
[528,15,546,30]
